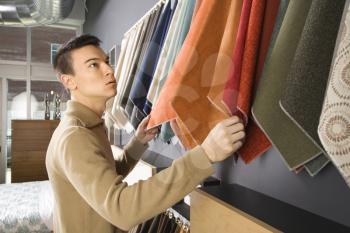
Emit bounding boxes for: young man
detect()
[46,34,245,233]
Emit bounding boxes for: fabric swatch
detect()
[221,0,252,115]
[148,0,244,148]
[206,0,243,115]
[125,6,164,120]
[112,25,143,130]
[111,34,129,129]
[237,0,283,163]
[128,0,174,128]
[146,0,195,110]
[279,0,346,175]
[318,2,350,186]
[146,0,196,142]
[121,10,158,113]
[251,0,323,170]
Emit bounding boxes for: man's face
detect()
[69,45,116,100]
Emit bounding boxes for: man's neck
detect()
[71,96,106,118]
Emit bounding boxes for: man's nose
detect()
[103,63,114,76]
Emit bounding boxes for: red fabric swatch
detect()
[238,0,280,163]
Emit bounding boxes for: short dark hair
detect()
[53,34,101,75]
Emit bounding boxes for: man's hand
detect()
[135,116,159,144]
[201,116,245,163]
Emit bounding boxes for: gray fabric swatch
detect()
[252,0,323,170]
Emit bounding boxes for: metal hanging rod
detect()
[124,0,166,35]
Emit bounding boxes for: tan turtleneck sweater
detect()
[46,100,214,233]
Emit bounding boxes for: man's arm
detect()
[113,136,148,177]
[112,116,157,177]
[58,127,214,231]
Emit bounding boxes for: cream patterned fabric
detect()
[318,4,350,187]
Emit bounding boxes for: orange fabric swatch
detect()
[207,0,243,115]
[192,0,203,23]
[170,119,194,149]
[148,0,243,148]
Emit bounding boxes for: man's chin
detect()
[107,91,117,100]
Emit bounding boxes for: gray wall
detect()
[83,0,350,228]
[84,0,159,51]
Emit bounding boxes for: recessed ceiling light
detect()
[0,5,16,12]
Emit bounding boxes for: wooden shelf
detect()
[190,184,350,233]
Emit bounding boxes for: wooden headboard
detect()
[11,120,59,183]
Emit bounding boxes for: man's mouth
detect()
[106,80,116,85]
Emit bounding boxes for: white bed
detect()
[0,180,53,233]
[0,156,155,233]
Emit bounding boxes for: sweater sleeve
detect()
[58,127,214,231]
[114,137,149,177]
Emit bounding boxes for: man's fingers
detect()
[230,131,245,142]
[146,128,159,134]
[222,115,240,126]
[139,115,150,128]
[232,140,243,152]
[227,122,244,134]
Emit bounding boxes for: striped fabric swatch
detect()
[120,10,159,114]
[128,0,174,128]
[111,34,128,129]
[124,6,164,119]
[112,4,164,131]
[112,25,143,130]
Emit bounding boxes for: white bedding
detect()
[0,180,53,233]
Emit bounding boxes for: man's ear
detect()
[59,74,77,91]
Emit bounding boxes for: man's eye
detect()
[89,63,98,68]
